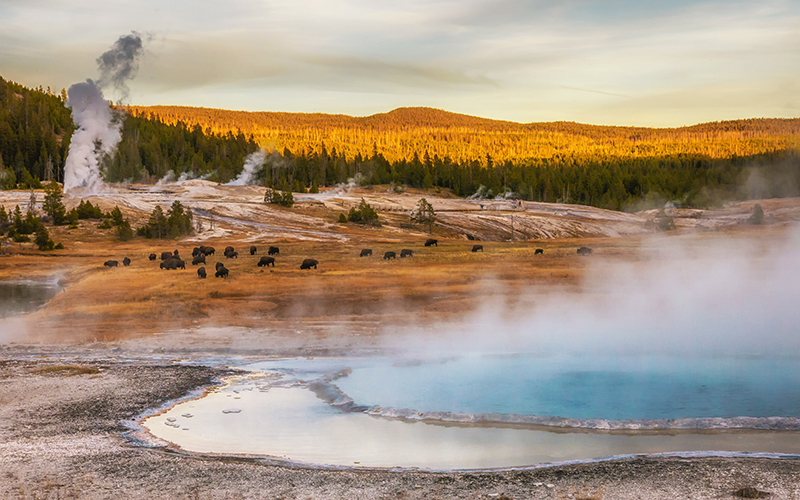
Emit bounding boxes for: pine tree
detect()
[412,197,436,233]
[42,180,67,225]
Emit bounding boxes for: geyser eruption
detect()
[227,149,267,186]
[63,32,145,193]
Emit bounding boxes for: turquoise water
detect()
[259,354,800,425]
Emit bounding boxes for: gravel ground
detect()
[2,355,800,500]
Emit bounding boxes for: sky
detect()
[1,0,798,127]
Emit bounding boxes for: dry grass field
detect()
[1,185,798,346]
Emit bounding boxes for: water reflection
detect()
[0,279,63,318]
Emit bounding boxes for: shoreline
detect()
[2,352,800,498]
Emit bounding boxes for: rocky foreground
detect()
[2,352,799,499]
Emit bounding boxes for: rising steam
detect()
[63,32,145,193]
[227,149,267,186]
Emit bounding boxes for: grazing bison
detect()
[225,250,238,259]
[224,246,234,255]
[424,238,438,247]
[383,251,396,260]
[400,249,413,258]
[174,259,186,270]
[197,267,207,279]
[215,266,229,278]
[215,262,225,270]
[122,257,131,266]
[359,248,372,257]
[160,251,173,261]
[192,247,201,257]
[472,245,484,252]
[250,245,257,255]
[192,255,206,265]
[149,253,157,261]
[200,246,215,256]
[160,259,176,270]
[300,258,318,270]
[268,246,280,255]
[258,256,275,267]
[577,246,593,256]
[104,260,118,268]
[173,249,180,257]
[535,248,544,255]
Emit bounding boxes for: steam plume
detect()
[63,32,145,193]
[227,149,267,186]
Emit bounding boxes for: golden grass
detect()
[31,365,101,376]
[1,219,791,343]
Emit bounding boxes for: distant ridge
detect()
[125,105,800,164]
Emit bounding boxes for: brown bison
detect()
[149,253,157,261]
[160,259,176,270]
[384,251,396,260]
[360,249,372,257]
[577,247,592,256]
[122,257,131,266]
[160,251,173,261]
[104,260,118,268]
[424,238,438,247]
[215,266,229,278]
[400,249,413,257]
[472,245,483,252]
[225,250,238,259]
[197,267,207,279]
[173,249,180,257]
[300,258,318,270]
[200,246,215,256]
[215,262,225,270]
[192,255,206,265]
[250,245,257,255]
[258,256,275,267]
[192,247,201,257]
[268,246,280,255]
[535,248,544,255]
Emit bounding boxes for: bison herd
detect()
[102,241,594,278]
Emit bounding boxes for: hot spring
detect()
[142,353,800,470]
[142,232,800,470]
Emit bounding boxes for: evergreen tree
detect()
[412,197,436,233]
[42,180,67,225]
[35,224,55,250]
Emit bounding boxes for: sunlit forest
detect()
[2,76,799,211]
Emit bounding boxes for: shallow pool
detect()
[0,279,63,318]
[142,354,800,470]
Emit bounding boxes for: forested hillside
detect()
[128,105,800,210]
[125,105,800,165]
[0,77,259,186]
[0,77,73,189]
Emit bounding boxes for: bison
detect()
[192,255,206,265]
[577,246,592,256]
[359,248,372,257]
[173,249,180,257]
[174,259,186,270]
[300,258,318,270]
[424,238,438,247]
[268,246,280,255]
[192,247,201,257]
[224,246,235,255]
[160,259,176,270]
[400,249,413,258]
[384,251,396,260]
[225,250,238,259]
[215,266,229,278]
[250,245,257,255]
[197,267,207,279]
[472,245,484,252]
[534,248,544,255]
[149,253,157,261]
[258,256,275,267]
[215,262,225,270]
[104,260,118,268]
[160,251,173,261]
[122,257,131,266]
[200,246,215,256]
